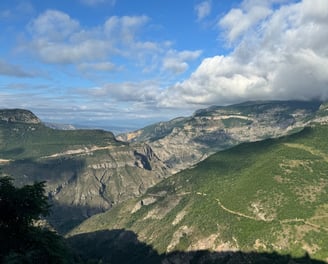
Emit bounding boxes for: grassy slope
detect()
[0,121,121,160]
[70,124,328,261]
[0,120,131,233]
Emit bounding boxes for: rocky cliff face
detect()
[0,109,41,124]
[0,112,168,233]
[2,143,168,234]
[48,144,166,233]
[118,101,327,173]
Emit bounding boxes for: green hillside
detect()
[0,110,169,234]
[0,120,119,160]
[70,124,328,262]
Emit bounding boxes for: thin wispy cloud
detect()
[80,0,116,6]
[77,62,118,73]
[0,60,35,78]
[195,1,212,21]
[162,50,202,74]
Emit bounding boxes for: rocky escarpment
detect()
[50,143,167,233]
[2,142,168,234]
[0,109,41,124]
[118,101,327,173]
[0,113,169,234]
[2,145,167,233]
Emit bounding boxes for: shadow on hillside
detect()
[48,202,108,235]
[67,229,326,264]
[0,147,25,157]
[1,157,86,185]
[1,157,102,234]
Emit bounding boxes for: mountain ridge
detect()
[117,100,326,173]
[0,112,169,233]
[0,108,41,124]
[2,100,328,236]
[70,124,328,261]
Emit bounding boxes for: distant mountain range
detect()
[44,122,77,130]
[1,101,328,262]
[118,100,328,173]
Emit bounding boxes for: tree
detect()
[0,177,75,263]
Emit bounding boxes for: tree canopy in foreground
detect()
[0,176,75,263]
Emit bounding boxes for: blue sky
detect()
[1,0,328,131]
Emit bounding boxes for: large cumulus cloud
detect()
[160,0,328,108]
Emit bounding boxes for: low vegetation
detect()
[0,110,168,234]
[70,124,328,262]
[2,103,328,263]
[0,121,119,160]
[0,177,75,263]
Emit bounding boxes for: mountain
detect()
[44,122,76,130]
[0,109,168,234]
[69,124,328,262]
[2,100,328,236]
[117,100,326,173]
[0,108,41,124]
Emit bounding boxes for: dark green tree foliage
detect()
[0,177,74,263]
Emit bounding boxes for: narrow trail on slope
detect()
[215,198,267,222]
[196,193,328,231]
[41,145,118,159]
[280,219,328,232]
[195,192,268,222]
[284,143,328,162]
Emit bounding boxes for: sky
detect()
[1,0,328,131]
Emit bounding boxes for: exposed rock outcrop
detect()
[0,109,41,124]
[0,116,168,234]
[118,101,326,172]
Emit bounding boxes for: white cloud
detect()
[77,62,117,72]
[34,39,111,64]
[104,15,149,43]
[195,1,212,21]
[0,2,35,20]
[80,0,116,6]
[25,11,150,65]
[0,59,35,78]
[14,0,328,126]
[301,0,328,21]
[89,81,159,104]
[28,10,79,41]
[219,5,272,43]
[160,0,328,109]
[162,50,202,74]
[23,10,202,80]
[159,55,269,107]
[26,10,109,64]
